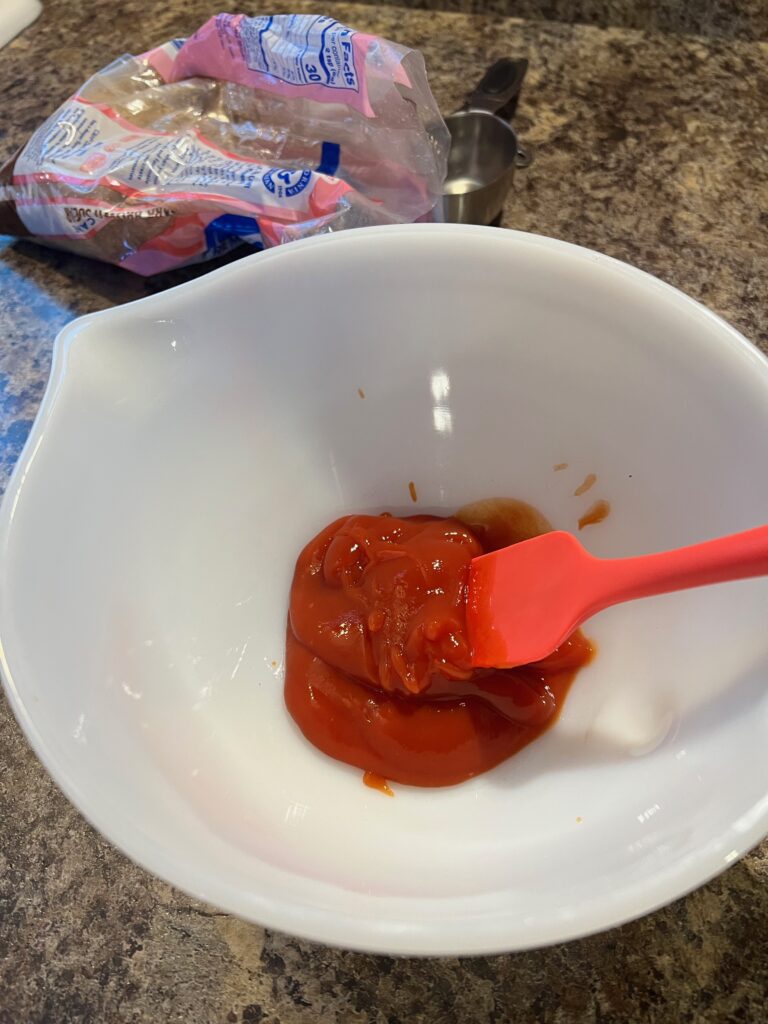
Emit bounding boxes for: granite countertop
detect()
[1,2,767,1021]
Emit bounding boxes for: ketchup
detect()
[285,504,593,787]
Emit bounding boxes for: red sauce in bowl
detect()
[285,502,593,787]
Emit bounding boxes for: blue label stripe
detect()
[258,16,274,72]
[204,214,262,257]
[316,142,341,176]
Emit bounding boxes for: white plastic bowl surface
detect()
[1,225,767,955]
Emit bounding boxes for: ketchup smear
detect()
[285,509,593,787]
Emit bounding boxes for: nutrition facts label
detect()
[239,15,359,92]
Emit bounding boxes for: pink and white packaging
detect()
[0,13,448,274]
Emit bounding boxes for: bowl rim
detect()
[1,223,767,956]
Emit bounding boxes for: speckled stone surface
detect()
[1,2,767,1021]
[355,0,768,42]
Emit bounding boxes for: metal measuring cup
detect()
[442,58,531,226]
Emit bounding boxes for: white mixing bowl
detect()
[1,225,767,955]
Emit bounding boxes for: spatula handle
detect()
[592,524,768,611]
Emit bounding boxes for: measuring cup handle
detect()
[464,58,528,120]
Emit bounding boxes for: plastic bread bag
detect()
[0,13,449,274]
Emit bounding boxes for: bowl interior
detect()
[2,226,768,954]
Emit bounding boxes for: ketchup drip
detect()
[285,506,593,787]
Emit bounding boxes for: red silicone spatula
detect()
[467,525,768,668]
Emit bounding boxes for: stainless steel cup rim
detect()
[443,110,527,198]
